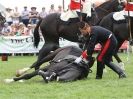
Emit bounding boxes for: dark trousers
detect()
[96,36,118,78]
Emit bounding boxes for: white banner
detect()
[0,36,78,53]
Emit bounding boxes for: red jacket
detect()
[125,3,133,11]
[69,0,84,10]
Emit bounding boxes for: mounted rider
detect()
[113,1,133,21]
[113,1,133,39]
[60,0,94,24]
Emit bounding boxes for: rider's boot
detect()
[106,62,126,78]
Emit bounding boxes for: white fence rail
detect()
[0,36,78,53]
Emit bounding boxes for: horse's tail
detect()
[33,19,42,48]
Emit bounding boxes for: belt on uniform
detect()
[108,34,112,39]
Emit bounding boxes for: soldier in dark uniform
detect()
[75,21,126,79]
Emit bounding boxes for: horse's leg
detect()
[17,43,59,76]
[4,70,39,83]
[114,54,125,70]
[4,66,49,83]
[103,40,125,72]
[14,70,39,81]
[114,40,125,70]
[114,54,122,63]
[30,43,59,70]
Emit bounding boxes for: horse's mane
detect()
[97,0,115,7]
[95,0,119,23]
[96,0,118,11]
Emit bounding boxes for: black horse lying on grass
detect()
[4,46,95,83]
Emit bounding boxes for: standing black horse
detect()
[27,0,123,71]
[99,12,133,68]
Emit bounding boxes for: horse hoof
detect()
[16,70,22,77]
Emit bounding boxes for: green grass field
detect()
[0,53,133,99]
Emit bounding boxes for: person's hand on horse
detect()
[74,56,90,66]
[74,50,89,64]
[74,56,83,64]
[74,50,95,68]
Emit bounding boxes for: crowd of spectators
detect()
[0,1,111,37]
[0,4,64,36]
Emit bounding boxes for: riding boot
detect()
[106,62,126,78]
[96,61,104,79]
[38,70,49,83]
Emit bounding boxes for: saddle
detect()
[112,11,127,24]
[57,16,80,26]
